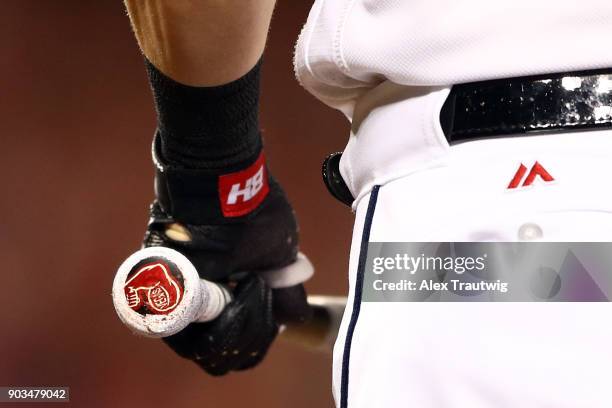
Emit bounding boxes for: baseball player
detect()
[124,0,612,407]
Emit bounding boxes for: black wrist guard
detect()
[152,133,269,225]
[145,58,262,171]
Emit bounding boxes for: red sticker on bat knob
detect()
[124,260,183,315]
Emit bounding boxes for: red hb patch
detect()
[124,262,183,315]
[218,152,269,217]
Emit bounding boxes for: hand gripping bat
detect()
[112,246,345,353]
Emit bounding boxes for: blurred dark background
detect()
[0,1,352,407]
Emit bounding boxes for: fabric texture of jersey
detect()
[294,0,612,118]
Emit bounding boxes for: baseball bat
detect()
[112,246,346,352]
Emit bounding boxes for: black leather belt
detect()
[324,69,612,206]
[441,68,612,143]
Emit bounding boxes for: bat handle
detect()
[195,278,232,322]
[114,246,314,337]
[113,246,232,338]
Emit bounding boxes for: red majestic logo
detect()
[218,152,269,217]
[124,262,183,315]
[507,161,555,189]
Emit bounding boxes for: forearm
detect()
[124,0,275,169]
[124,0,276,86]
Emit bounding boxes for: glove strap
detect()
[152,134,270,225]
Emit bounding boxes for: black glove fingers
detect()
[235,318,277,371]
[200,275,276,373]
[181,277,268,374]
[162,323,205,360]
[271,284,312,324]
[235,279,278,371]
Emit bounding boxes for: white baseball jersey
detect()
[295,0,612,116]
[294,1,612,407]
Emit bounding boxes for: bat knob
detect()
[112,246,203,338]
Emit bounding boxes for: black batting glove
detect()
[142,139,312,376]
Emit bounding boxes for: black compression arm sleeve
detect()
[145,59,263,170]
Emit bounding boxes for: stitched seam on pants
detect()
[340,185,380,408]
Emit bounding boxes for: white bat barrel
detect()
[112,246,231,338]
